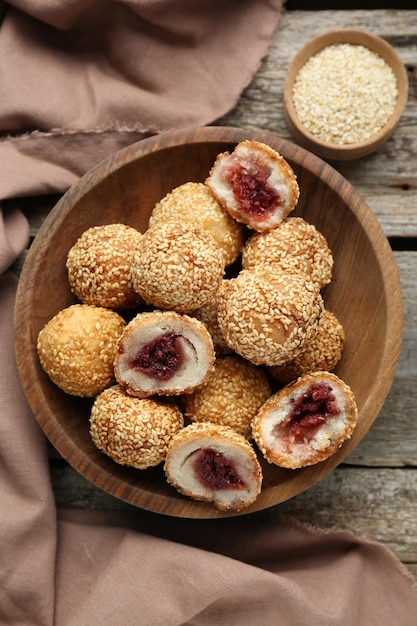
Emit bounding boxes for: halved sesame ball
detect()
[269,309,345,383]
[131,221,225,314]
[182,355,272,439]
[148,182,244,266]
[164,422,263,511]
[242,217,333,289]
[205,140,300,232]
[217,267,324,367]
[252,371,358,469]
[66,223,144,310]
[36,304,126,397]
[114,310,215,399]
[90,384,184,469]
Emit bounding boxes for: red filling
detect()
[195,448,244,490]
[131,332,183,380]
[278,383,339,445]
[226,155,281,220]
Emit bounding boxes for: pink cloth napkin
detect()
[0,0,282,200]
[1,2,417,624]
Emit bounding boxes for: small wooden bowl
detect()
[283,29,409,161]
[14,126,403,518]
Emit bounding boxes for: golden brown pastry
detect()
[192,284,233,356]
[37,304,126,397]
[90,384,184,469]
[148,182,244,266]
[114,310,215,399]
[242,217,333,289]
[205,140,299,232]
[131,221,225,314]
[164,422,262,511]
[182,355,272,439]
[66,223,143,310]
[217,267,324,366]
[252,371,358,469]
[269,310,345,383]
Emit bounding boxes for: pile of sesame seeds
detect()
[292,43,398,145]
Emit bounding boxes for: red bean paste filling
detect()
[278,383,339,445]
[131,332,183,380]
[226,154,281,220]
[195,448,244,490]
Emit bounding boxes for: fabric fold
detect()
[0,0,283,200]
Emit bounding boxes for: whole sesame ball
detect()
[192,284,233,356]
[242,217,333,289]
[217,267,324,367]
[182,355,272,439]
[66,223,143,310]
[269,309,345,383]
[90,385,184,469]
[36,304,126,397]
[148,182,244,266]
[131,221,225,314]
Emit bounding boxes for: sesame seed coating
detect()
[242,217,333,289]
[182,355,272,439]
[131,221,225,314]
[90,384,184,469]
[66,223,144,310]
[148,182,244,266]
[269,309,345,383]
[192,284,233,356]
[36,304,126,397]
[217,267,324,367]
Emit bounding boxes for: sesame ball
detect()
[192,284,233,356]
[206,140,300,233]
[164,422,263,511]
[252,371,358,469]
[36,304,126,397]
[269,309,345,383]
[148,182,244,266]
[131,221,225,314]
[182,355,272,439]
[242,217,333,289]
[114,310,215,399]
[90,385,184,469]
[217,267,324,367]
[66,223,144,310]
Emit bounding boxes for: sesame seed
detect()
[292,43,398,144]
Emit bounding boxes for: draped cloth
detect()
[1,2,417,624]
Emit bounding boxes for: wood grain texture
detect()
[11,9,417,577]
[217,9,417,237]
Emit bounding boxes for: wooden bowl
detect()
[14,126,403,518]
[283,29,409,161]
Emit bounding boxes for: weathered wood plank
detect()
[345,251,417,467]
[218,10,417,237]
[50,460,417,578]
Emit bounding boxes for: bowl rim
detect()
[283,28,409,160]
[14,125,404,518]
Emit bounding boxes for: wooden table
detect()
[15,8,417,581]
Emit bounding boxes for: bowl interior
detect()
[14,126,403,518]
[283,29,409,160]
